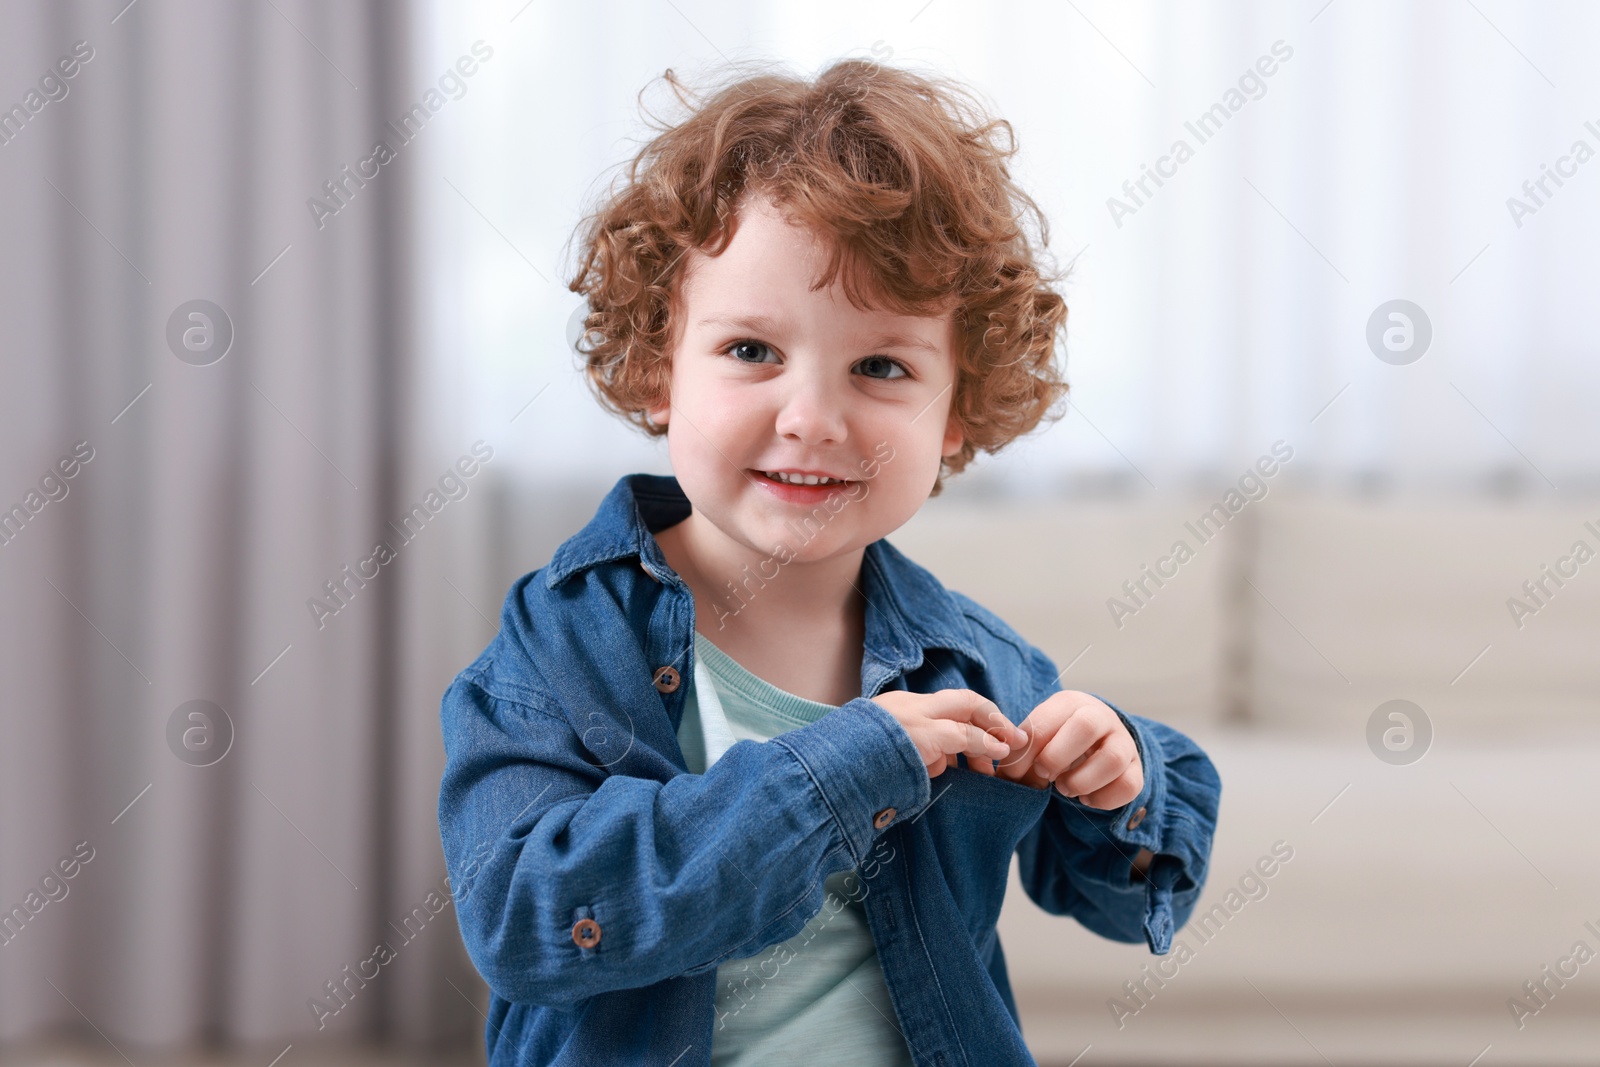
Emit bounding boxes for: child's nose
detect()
[773,372,849,444]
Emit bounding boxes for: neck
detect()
[654,510,867,638]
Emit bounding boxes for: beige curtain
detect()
[0,0,481,1055]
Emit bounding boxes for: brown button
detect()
[653,666,680,693]
[873,807,896,830]
[571,918,601,949]
[1126,806,1147,831]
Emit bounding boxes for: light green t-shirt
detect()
[678,631,914,1067]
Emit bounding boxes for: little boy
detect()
[438,58,1220,1067]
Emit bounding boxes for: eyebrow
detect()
[695,314,943,356]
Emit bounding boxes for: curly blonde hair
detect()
[564,57,1071,495]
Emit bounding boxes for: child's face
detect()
[648,193,964,568]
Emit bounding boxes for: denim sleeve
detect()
[1011,645,1221,954]
[438,669,932,1009]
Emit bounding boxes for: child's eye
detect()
[855,355,910,380]
[721,340,909,380]
[723,339,778,364]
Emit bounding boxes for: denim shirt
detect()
[437,473,1222,1067]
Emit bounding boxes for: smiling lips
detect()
[749,468,859,499]
[757,469,852,486]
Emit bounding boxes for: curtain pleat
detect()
[0,0,481,1054]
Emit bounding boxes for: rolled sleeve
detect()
[439,669,934,1007]
[1013,647,1221,955]
[1071,696,1219,953]
[773,695,933,864]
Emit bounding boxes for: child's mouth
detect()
[749,469,858,500]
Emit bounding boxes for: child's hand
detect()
[996,691,1144,809]
[871,689,1029,779]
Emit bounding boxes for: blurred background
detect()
[2,0,1597,1063]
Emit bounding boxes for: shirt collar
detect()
[545,472,987,674]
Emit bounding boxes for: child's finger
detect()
[916,688,1002,720]
[993,740,1043,784]
[1029,711,1106,784]
[992,726,1039,778]
[1076,765,1144,810]
[941,720,1012,763]
[983,715,1029,758]
[1056,736,1133,799]
[922,690,1026,747]
[979,708,1030,754]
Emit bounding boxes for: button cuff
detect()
[571,917,601,949]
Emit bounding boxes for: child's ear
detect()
[941,413,963,458]
[647,390,670,427]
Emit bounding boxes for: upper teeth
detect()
[765,471,844,485]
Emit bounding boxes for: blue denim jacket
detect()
[438,473,1221,1067]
